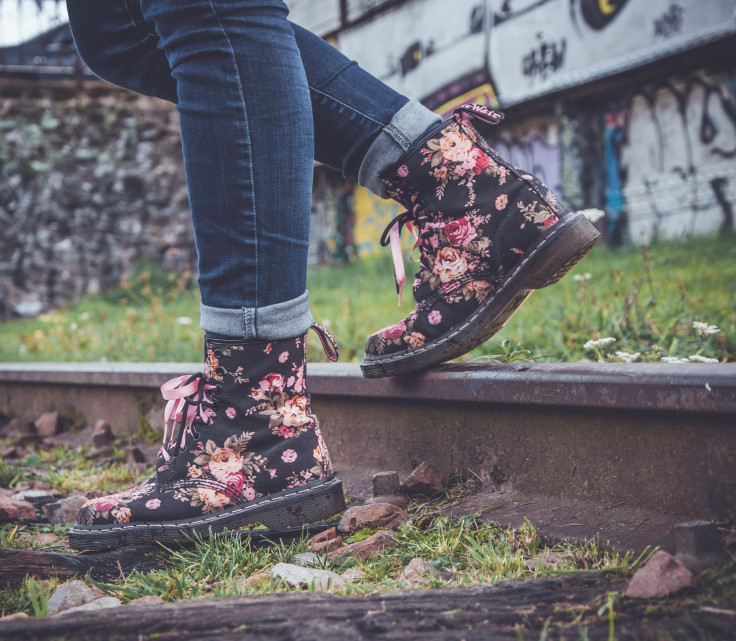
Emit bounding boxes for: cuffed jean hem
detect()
[357,99,441,198]
[200,291,314,340]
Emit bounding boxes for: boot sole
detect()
[68,475,346,551]
[361,212,601,378]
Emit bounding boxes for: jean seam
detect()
[122,0,158,39]
[208,0,259,306]
[309,85,386,129]
[385,123,411,150]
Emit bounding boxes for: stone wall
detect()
[0,84,194,318]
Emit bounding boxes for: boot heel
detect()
[526,213,601,289]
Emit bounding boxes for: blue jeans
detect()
[65,0,440,339]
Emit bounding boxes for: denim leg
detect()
[67,1,438,194]
[65,0,438,340]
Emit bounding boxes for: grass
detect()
[0,233,733,364]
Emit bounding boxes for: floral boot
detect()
[362,104,601,378]
[69,324,345,550]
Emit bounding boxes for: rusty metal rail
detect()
[1,362,735,522]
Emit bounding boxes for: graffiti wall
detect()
[286,0,736,249]
[487,0,736,106]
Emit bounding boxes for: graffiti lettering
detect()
[522,37,567,79]
[653,4,684,39]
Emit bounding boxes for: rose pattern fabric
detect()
[77,332,334,526]
[365,105,562,358]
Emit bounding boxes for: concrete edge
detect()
[0,362,734,414]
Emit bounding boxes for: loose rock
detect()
[403,461,448,496]
[311,536,343,555]
[327,531,396,562]
[293,552,321,568]
[35,411,60,438]
[626,550,695,599]
[525,551,565,572]
[42,495,88,525]
[0,497,37,521]
[372,471,401,497]
[92,421,115,449]
[307,526,337,548]
[54,597,122,616]
[239,571,271,591]
[337,503,409,534]
[399,557,437,586]
[340,568,366,582]
[0,612,30,622]
[271,563,346,592]
[47,580,100,615]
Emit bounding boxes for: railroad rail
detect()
[1,362,735,527]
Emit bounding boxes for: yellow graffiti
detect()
[353,186,402,257]
[435,83,499,118]
[599,0,617,16]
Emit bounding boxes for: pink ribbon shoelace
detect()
[158,372,217,462]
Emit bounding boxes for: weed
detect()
[0,233,733,364]
[0,459,19,488]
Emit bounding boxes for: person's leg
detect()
[67,0,439,205]
[66,0,346,548]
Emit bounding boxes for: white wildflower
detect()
[688,355,719,363]
[573,273,592,282]
[69,322,78,331]
[176,316,193,326]
[614,351,640,363]
[661,356,689,363]
[692,321,720,337]
[584,337,616,350]
[576,208,605,223]
[79,312,90,321]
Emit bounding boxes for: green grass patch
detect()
[0,233,733,363]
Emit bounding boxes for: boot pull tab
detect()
[453,103,504,126]
[310,323,339,362]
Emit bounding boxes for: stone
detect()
[293,552,321,568]
[53,596,122,616]
[365,495,410,510]
[1,419,37,444]
[337,503,410,534]
[399,557,437,586]
[403,461,448,496]
[525,551,565,572]
[675,520,727,572]
[327,531,397,563]
[125,446,147,464]
[47,580,100,615]
[239,571,271,591]
[1,446,20,459]
[30,532,60,547]
[42,495,88,525]
[270,563,346,592]
[311,536,343,555]
[340,568,366,582]
[92,420,115,449]
[0,496,37,521]
[626,550,695,599]
[127,596,165,606]
[35,411,60,438]
[372,471,401,497]
[0,612,30,622]
[307,526,337,550]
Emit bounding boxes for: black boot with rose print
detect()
[361,104,601,378]
[69,324,345,550]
